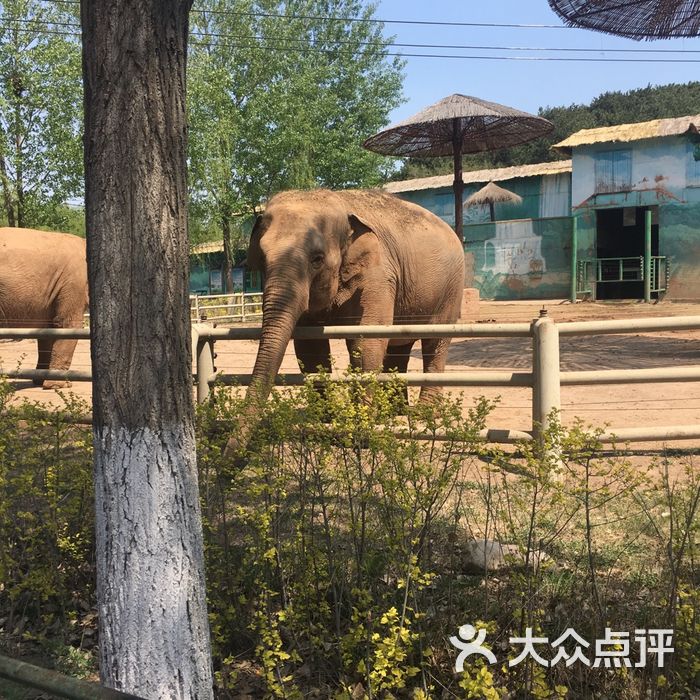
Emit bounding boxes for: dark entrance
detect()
[595,206,659,300]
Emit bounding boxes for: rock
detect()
[460,539,552,574]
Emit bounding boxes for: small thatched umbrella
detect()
[548,0,700,38]
[363,94,553,242]
[464,181,523,222]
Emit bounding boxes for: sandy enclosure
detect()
[2,299,700,450]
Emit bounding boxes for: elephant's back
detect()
[338,190,461,249]
[0,228,87,324]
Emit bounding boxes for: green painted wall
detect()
[465,216,573,300]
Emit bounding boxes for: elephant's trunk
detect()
[224,271,308,458]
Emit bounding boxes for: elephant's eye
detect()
[310,252,324,267]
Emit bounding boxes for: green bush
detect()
[0,379,95,667]
[0,374,698,699]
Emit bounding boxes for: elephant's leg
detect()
[383,341,414,406]
[418,337,451,403]
[294,338,334,420]
[346,337,389,372]
[42,338,78,390]
[294,338,332,374]
[34,338,53,386]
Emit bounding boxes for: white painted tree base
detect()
[94,425,213,699]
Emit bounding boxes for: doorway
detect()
[595,206,658,300]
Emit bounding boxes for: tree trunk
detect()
[0,154,16,227]
[222,209,233,293]
[81,2,213,698]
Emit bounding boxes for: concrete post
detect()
[193,324,215,403]
[532,315,561,444]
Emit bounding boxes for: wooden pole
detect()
[452,118,464,242]
[570,216,578,303]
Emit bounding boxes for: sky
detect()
[374,0,700,125]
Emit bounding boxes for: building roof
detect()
[552,114,700,153]
[384,159,572,194]
[191,240,224,255]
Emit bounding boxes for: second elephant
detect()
[0,227,88,388]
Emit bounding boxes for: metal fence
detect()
[576,256,669,295]
[189,292,263,323]
[3,315,700,445]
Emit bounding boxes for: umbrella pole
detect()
[452,119,464,243]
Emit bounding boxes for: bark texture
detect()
[81,1,213,697]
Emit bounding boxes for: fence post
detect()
[532,314,561,457]
[192,324,215,403]
[569,216,578,303]
[644,208,652,303]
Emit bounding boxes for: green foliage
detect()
[0,0,83,228]
[1,375,699,698]
[0,378,94,673]
[187,0,405,248]
[392,81,700,180]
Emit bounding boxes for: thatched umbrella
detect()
[363,94,553,242]
[548,0,700,38]
[464,181,523,222]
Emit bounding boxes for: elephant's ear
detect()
[247,215,265,271]
[348,213,373,238]
[341,215,381,285]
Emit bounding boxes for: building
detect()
[189,241,261,295]
[553,114,700,301]
[385,160,573,300]
[386,113,700,301]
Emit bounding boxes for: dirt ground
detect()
[2,298,700,452]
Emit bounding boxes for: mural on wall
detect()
[483,220,546,276]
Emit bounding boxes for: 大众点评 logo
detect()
[450,625,674,670]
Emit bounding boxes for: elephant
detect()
[0,227,88,389]
[225,188,465,456]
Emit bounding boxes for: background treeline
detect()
[393,81,700,180]
[2,0,700,245]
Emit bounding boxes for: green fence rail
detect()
[0,654,144,700]
[576,256,668,295]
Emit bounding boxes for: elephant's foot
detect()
[42,380,72,390]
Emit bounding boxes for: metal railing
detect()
[0,653,143,699]
[3,315,700,445]
[189,292,263,323]
[192,315,700,445]
[576,256,668,295]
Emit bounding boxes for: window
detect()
[687,139,700,187]
[594,149,632,193]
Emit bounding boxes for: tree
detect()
[81,1,213,697]
[0,0,82,228]
[187,0,404,288]
[390,81,700,179]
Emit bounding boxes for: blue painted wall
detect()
[397,172,573,300]
[571,134,700,299]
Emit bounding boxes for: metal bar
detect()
[561,366,700,385]
[0,328,90,339]
[598,425,700,443]
[2,369,92,382]
[558,316,700,335]
[214,371,533,388]
[397,427,533,443]
[570,217,578,303]
[644,208,652,303]
[197,322,534,341]
[0,654,144,700]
